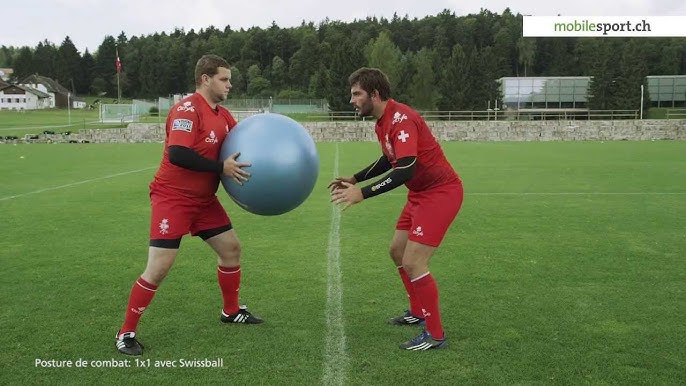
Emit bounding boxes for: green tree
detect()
[165,37,189,94]
[394,53,415,104]
[270,56,287,91]
[241,28,270,68]
[309,63,330,98]
[537,38,580,76]
[289,33,322,92]
[0,46,10,67]
[33,40,58,78]
[136,40,162,98]
[408,48,438,110]
[326,39,364,111]
[517,37,536,76]
[13,47,35,81]
[615,40,650,111]
[90,76,107,96]
[248,77,271,97]
[463,47,501,110]
[438,44,468,110]
[230,66,245,96]
[94,36,119,97]
[587,40,622,110]
[246,64,271,97]
[364,31,402,88]
[79,50,96,95]
[55,37,81,93]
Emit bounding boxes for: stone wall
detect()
[306,120,686,142]
[8,119,686,144]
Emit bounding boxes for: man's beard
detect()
[358,100,373,117]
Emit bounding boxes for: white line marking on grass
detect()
[0,166,156,201]
[323,143,348,386]
[0,123,74,132]
[0,121,109,132]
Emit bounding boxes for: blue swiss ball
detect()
[220,113,319,216]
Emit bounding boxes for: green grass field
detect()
[1,141,685,385]
[0,108,163,137]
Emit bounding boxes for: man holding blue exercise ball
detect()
[115,54,262,356]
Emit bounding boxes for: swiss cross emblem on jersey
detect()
[397,130,410,143]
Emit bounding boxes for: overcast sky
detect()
[3,0,685,53]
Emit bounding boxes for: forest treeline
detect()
[1,9,685,111]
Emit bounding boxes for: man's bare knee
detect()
[389,245,404,265]
[142,268,169,285]
[226,242,241,259]
[215,240,241,266]
[401,260,425,278]
[142,247,177,285]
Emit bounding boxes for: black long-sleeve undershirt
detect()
[360,156,416,199]
[168,145,223,174]
[354,155,393,183]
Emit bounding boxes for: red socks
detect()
[217,265,241,315]
[412,272,444,340]
[398,267,423,318]
[119,277,158,335]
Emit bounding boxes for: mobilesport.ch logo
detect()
[523,16,686,37]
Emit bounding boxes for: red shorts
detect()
[396,182,463,247]
[149,187,231,240]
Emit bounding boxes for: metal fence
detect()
[310,109,642,121]
[220,98,328,113]
[666,109,686,119]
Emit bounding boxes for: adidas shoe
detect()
[399,330,447,351]
[388,310,425,326]
[220,305,264,324]
[115,332,144,356]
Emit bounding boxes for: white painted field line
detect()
[323,143,348,386]
[0,166,156,201]
[0,123,74,132]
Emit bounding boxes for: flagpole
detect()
[117,71,121,104]
[116,45,121,104]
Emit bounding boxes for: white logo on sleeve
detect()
[205,130,218,144]
[176,101,195,112]
[398,130,410,143]
[384,134,396,160]
[159,218,170,235]
[392,111,408,124]
[171,119,193,132]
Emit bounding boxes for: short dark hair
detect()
[348,67,391,100]
[194,54,230,86]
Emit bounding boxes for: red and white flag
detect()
[115,48,122,73]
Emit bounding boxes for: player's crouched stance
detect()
[331,67,463,351]
[114,54,263,356]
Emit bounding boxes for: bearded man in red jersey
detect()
[330,67,464,351]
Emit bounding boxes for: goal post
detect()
[99,104,138,123]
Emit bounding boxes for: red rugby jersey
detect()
[374,99,460,192]
[152,93,237,198]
